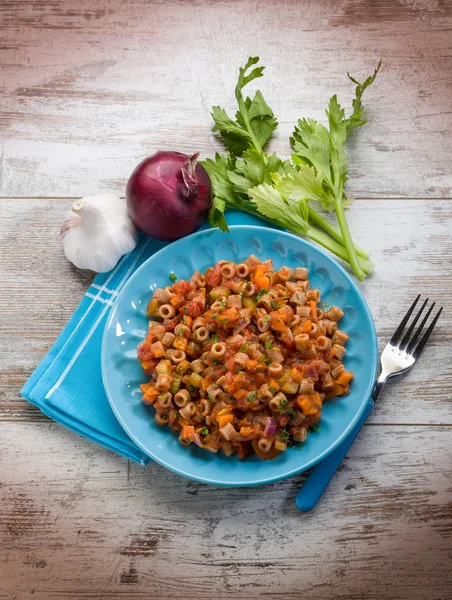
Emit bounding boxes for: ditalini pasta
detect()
[137,256,353,460]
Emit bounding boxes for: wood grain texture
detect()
[1,198,450,425]
[2,1,452,597]
[0,422,451,599]
[1,0,452,198]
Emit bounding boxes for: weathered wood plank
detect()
[1,198,450,424]
[0,422,451,599]
[1,0,451,198]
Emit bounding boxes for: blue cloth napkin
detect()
[21,211,266,464]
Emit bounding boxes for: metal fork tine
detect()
[412,307,442,359]
[399,297,428,350]
[390,294,420,345]
[406,302,435,355]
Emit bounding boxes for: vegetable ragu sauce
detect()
[137,255,353,460]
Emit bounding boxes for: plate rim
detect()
[101,225,378,486]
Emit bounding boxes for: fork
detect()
[295,295,442,512]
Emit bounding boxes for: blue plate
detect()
[102,225,377,486]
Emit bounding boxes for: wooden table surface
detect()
[1,1,452,598]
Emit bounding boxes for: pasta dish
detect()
[137,255,352,460]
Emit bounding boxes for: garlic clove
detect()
[61,193,138,273]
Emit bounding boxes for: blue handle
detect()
[295,398,374,512]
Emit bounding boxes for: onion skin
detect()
[126,151,212,241]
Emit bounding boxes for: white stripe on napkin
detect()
[45,239,150,400]
[91,283,119,297]
[85,293,115,307]
[42,254,126,374]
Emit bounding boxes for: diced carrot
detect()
[233,389,246,400]
[290,367,303,383]
[178,417,190,427]
[269,311,289,332]
[302,320,312,333]
[268,379,280,391]
[255,276,270,290]
[217,414,234,429]
[253,267,270,290]
[308,300,317,322]
[170,294,184,307]
[240,426,254,437]
[140,382,152,394]
[201,376,214,392]
[173,337,188,352]
[181,425,195,440]
[214,307,240,328]
[181,315,193,328]
[143,386,159,403]
[336,371,354,386]
[245,359,258,372]
[301,402,318,416]
[296,392,322,415]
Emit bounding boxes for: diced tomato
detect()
[172,280,195,295]
[280,332,295,347]
[205,264,222,287]
[252,372,266,388]
[164,315,182,331]
[179,301,202,318]
[275,413,290,427]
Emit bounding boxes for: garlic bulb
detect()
[60,193,138,273]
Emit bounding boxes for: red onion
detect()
[264,417,279,437]
[126,151,212,241]
[233,317,251,335]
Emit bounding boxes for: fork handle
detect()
[295,398,374,512]
[372,372,388,402]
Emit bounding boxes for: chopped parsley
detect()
[269,386,277,394]
[264,315,270,322]
[211,314,218,320]
[169,272,177,283]
[211,333,219,343]
[182,316,188,325]
[309,423,321,433]
[255,289,267,301]
[264,357,271,365]
[200,427,209,436]
[271,301,279,309]
[220,300,227,307]
[265,340,272,349]
[173,412,179,419]
[246,391,257,402]
[239,344,248,353]
[279,399,297,418]
[188,384,195,392]
[237,370,245,375]
[278,428,290,442]
[224,318,229,325]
